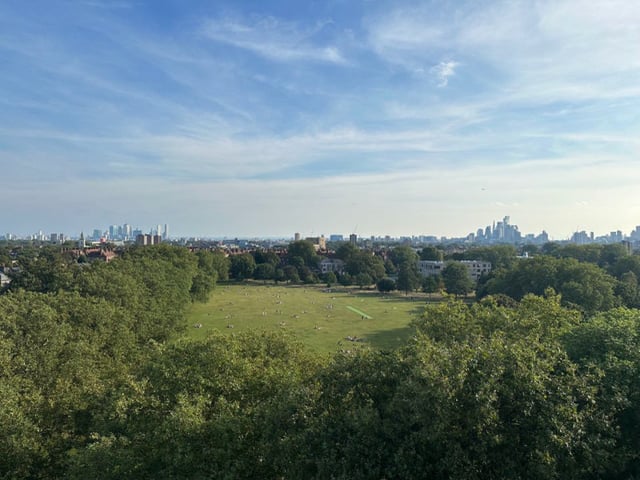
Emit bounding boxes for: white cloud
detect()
[201,16,347,64]
[430,61,459,87]
[365,0,640,102]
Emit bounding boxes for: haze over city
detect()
[2,0,640,238]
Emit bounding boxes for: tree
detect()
[323,271,337,287]
[209,250,230,281]
[377,277,396,293]
[190,250,220,302]
[611,255,640,280]
[287,241,318,268]
[616,271,639,307]
[253,250,280,267]
[355,272,373,289]
[346,252,386,283]
[274,268,285,284]
[419,245,444,261]
[282,265,300,284]
[463,245,517,269]
[8,247,78,293]
[384,259,397,276]
[422,275,443,296]
[390,245,418,269]
[338,272,353,286]
[230,254,256,281]
[479,256,619,314]
[396,261,419,295]
[442,261,473,297]
[254,263,275,283]
[335,242,358,262]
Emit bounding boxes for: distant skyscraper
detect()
[163,224,169,240]
[349,233,358,245]
[123,223,132,239]
[294,232,301,241]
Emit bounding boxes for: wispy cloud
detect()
[430,61,459,87]
[365,0,640,102]
[2,0,640,237]
[201,16,347,64]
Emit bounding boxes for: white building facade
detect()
[416,260,491,281]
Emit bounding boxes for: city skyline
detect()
[4,216,640,245]
[2,1,640,238]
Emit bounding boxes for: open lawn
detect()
[185,283,432,355]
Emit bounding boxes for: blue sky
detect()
[2,0,640,239]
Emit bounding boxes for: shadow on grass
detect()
[363,324,417,351]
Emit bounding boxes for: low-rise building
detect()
[319,258,345,274]
[305,236,327,252]
[416,260,491,281]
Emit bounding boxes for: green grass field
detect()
[184,283,429,355]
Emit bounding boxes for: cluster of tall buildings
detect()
[0,223,169,244]
[571,229,624,245]
[469,216,549,245]
[91,223,169,242]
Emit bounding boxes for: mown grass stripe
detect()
[346,305,372,319]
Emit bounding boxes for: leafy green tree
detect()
[480,256,618,314]
[253,250,280,267]
[376,277,396,292]
[616,271,639,307]
[389,245,418,268]
[283,265,300,283]
[355,272,373,288]
[8,247,78,293]
[335,242,358,262]
[254,263,275,282]
[549,243,603,264]
[562,308,640,477]
[422,275,443,296]
[299,266,318,284]
[419,245,444,261]
[274,268,285,284]
[0,245,11,266]
[556,259,618,313]
[346,252,386,283]
[287,241,319,268]
[462,245,517,269]
[384,258,397,276]
[0,290,139,478]
[68,332,320,480]
[230,253,256,280]
[189,250,219,302]
[209,250,230,281]
[611,254,640,280]
[396,261,419,294]
[442,261,473,297]
[323,271,337,287]
[600,243,630,269]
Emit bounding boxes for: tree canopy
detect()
[5,243,640,478]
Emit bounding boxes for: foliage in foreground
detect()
[5,246,640,478]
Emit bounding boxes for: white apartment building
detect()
[319,258,345,274]
[416,260,491,281]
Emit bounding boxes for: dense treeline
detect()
[5,243,640,477]
[477,244,640,313]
